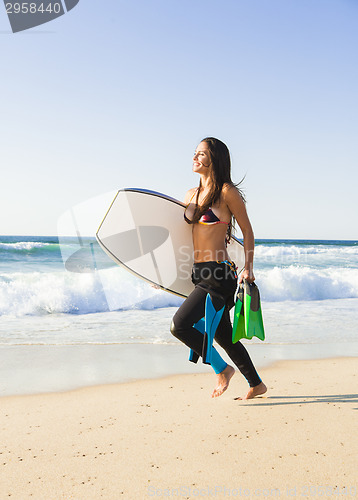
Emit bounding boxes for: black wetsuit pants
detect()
[170,261,261,387]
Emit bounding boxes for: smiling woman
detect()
[170,137,267,400]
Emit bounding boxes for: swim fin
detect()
[232,281,265,343]
[189,293,225,365]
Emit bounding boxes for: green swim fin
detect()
[232,283,245,343]
[232,281,265,343]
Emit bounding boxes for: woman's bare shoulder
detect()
[222,183,245,207]
[222,182,237,194]
[222,183,239,198]
[184,187,197,204]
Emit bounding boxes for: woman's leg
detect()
[214,308,262,387]
[170,286,227,374]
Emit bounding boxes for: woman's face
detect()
[192,141,211,173]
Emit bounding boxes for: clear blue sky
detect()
[1,0,357,239]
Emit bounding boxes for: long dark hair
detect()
[192,137,245,240]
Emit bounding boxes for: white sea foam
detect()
[0,268,183,317]
[1,237,357,350]
[0,241,51,251]
[258,266,358,301]
[1,264,357,317]
[255,244,358,268]
[256,245,358,257]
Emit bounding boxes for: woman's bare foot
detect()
[211,365,235,398]
[235,381,267,400]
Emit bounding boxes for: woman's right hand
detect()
[239,269,255,284]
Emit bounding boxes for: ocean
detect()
[1,236,357,347]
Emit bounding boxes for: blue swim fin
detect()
[232,281,265,343]
[189,293,225,365]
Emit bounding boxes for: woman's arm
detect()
[223,184,255,283]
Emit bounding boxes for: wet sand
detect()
[2,341,358,396]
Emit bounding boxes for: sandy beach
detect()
[1,357,357,499]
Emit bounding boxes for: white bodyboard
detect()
[96,189,245,298]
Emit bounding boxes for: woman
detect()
[170,137,267,400]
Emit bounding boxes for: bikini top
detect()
[184,190,229,226]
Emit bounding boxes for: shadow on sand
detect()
[238,393,358,409]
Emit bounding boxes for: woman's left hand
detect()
[239,269,255,284]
